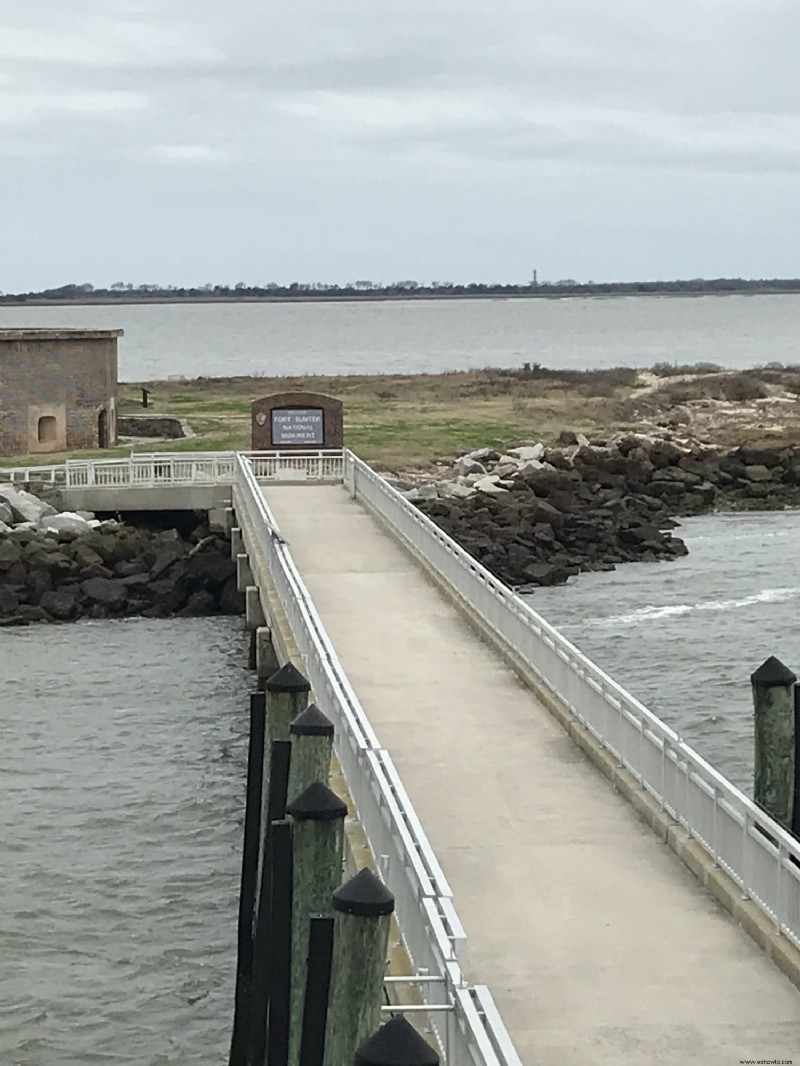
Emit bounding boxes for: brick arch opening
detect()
[38,415,57,445]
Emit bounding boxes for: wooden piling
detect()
[299,916,334,1066]
[268,819,294,1066]
[354,1016,440,1066]
[248,818,294,1066]
[323,869,395,1066]
[751,655,797,828]
[259,665,311,906]
[249,828,273,1066]
[286,782,347,1066]
[229,691,266,1066]
[288,704,335,804]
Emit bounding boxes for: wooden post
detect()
[288,704,335,803]
[229,692,266,1066]
[268,819,294,1066]
[259,664,311,905]
[286,783,347,1066]
[248,818,294,1066]
[751,656,797,828]
[354,1016,440,1065]
[249,829,273,1066]
[299,916,334,1066]
[323,869,395,1066]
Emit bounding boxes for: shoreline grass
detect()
[3,365,800,470]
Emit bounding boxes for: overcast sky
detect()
[2,1,799,289]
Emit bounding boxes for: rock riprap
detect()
[395,433,800,589]
[0,486,242,626]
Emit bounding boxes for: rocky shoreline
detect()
[0,486,242,627]
[394,431,800,589]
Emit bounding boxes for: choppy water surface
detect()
[528,510,800,792]
[0,617,249,1066]
[2,516,798,1061]
[0,293,798,380]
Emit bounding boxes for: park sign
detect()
[251,391,344,450]
[272,407,323,446]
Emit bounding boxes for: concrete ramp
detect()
[263,482,800,1066]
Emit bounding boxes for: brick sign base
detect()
[251,391,344,450]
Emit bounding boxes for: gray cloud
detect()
[2,1,800,286]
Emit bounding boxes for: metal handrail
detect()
[0,464,67,484]
[344,449,800,951]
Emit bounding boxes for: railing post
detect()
[751,656,797,829]
[354,1017,440,1066]
[286,782,347,1066]
[323,869,395,1066]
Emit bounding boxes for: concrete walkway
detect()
[263,483,800,1066]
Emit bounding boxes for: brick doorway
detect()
[98,408,109,448]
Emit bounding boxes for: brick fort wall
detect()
[0,330,121,457]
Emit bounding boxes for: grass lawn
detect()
[4,365,799,470]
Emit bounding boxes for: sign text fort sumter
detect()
[271,407,324,446]
[251,391,344,450]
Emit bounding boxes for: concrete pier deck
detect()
[263,483,800,1066]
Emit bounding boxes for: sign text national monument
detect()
[251,392,343,451]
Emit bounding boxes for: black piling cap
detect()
[286,781,347,822]
[333,868,395,918]
[290,703,334,737]
[751,656,797,689]
[266,662,311,694]
[355,1016,440,1066]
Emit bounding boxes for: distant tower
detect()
[532,269,538,287]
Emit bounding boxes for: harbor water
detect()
[0,292,798,381]
[529,509,800,793]
[2,297,800,1059]
[0,617,249,1066]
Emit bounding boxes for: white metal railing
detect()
[233,454,519,1066]
[1,450,345,490]
[0,464,66,484]
[65,452,239,487]
[248,449,344,482]
[344,450,800,952]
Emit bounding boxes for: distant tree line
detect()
[2,277,800,303]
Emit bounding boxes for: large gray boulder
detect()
[0,487,56,525]
[509,444,545,462]
[474,475,508,495]
[0,539,22,571]
[0,501,13,526]
[39,512,94,536]
[80,577,128,607]
[454,456,487,477]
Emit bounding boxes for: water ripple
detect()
[527,509,800,792]
[0,617,250,1065]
